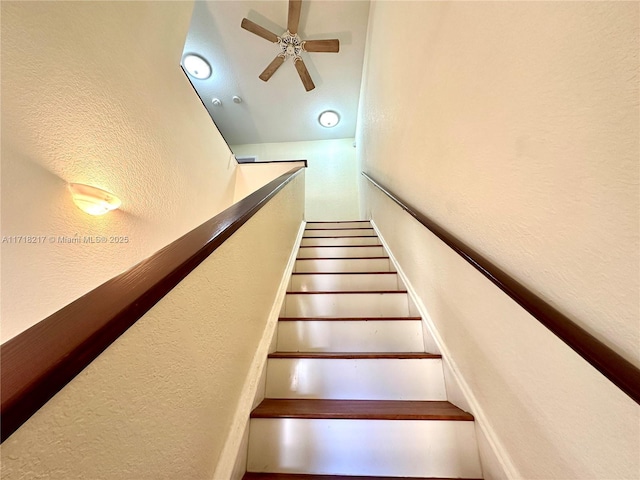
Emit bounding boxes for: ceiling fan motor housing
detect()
[278,31,304,62]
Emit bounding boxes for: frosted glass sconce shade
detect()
[69,183,121,216]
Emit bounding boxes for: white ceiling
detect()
[182,0,370,146]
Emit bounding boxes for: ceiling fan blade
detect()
[294,58,315,92]
[304,39,340,53]
[259,56,285,82]
[287,0,302,34]
[241,18,279,43]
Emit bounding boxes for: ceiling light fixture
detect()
[68,183,121,216]
[182,54,212,80]
[319,110,340,128]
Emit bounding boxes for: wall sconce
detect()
[68,183,121,216]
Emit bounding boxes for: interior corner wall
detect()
[231,138,360,220]
[357,2,639,479]
[1,1,237,342]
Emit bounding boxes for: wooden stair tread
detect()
[278,317,422,321]
[296,257,389,260]
[291,272,395,275]
[305,227,375,231]
[298,245,383,249]
[299,245,380,248]
[286,291,408,295]
[268,352,440,359]
[306,220,371,223]
[302,236,379,239]
[251,399,474,421]
[244,474,481,480]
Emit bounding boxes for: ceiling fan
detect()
[241,0,339,92]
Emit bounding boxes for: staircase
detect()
[243,221,483,480]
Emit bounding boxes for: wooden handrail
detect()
[0,167,305,442]
[236,159,308,167]
[362,171,640,405]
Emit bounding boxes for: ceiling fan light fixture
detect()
[319,110,340,128]
[183,54,212,80]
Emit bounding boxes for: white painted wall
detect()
[232,139,360,220]
[357,2,639,478]
[1,1,238,342]
[233,162,306,203]
[0,173,305,480]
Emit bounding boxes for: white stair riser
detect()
[306,222,371,229]
[277,320,424,352]
[301,237,381,246]
[247,418,482,478]
[304,229,376,237]
[265,358,446,400]
[294,258,394,273]
[284,293,409,317]
[290,273,401,292]
[297,246,386,258]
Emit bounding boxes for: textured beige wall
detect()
[232,139,360,220]
[233,162,307,203]
[357,1,639,366]
[367,188,639,479]
[0,174,305,479]
[1,1,237,341]
[358,2,639,478]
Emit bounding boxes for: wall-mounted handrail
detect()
[362,171,640,405]
[0,167,305,442]
[236,159,308,167]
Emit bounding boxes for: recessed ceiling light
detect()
[183,54,211,80]
[319,110,340,128]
